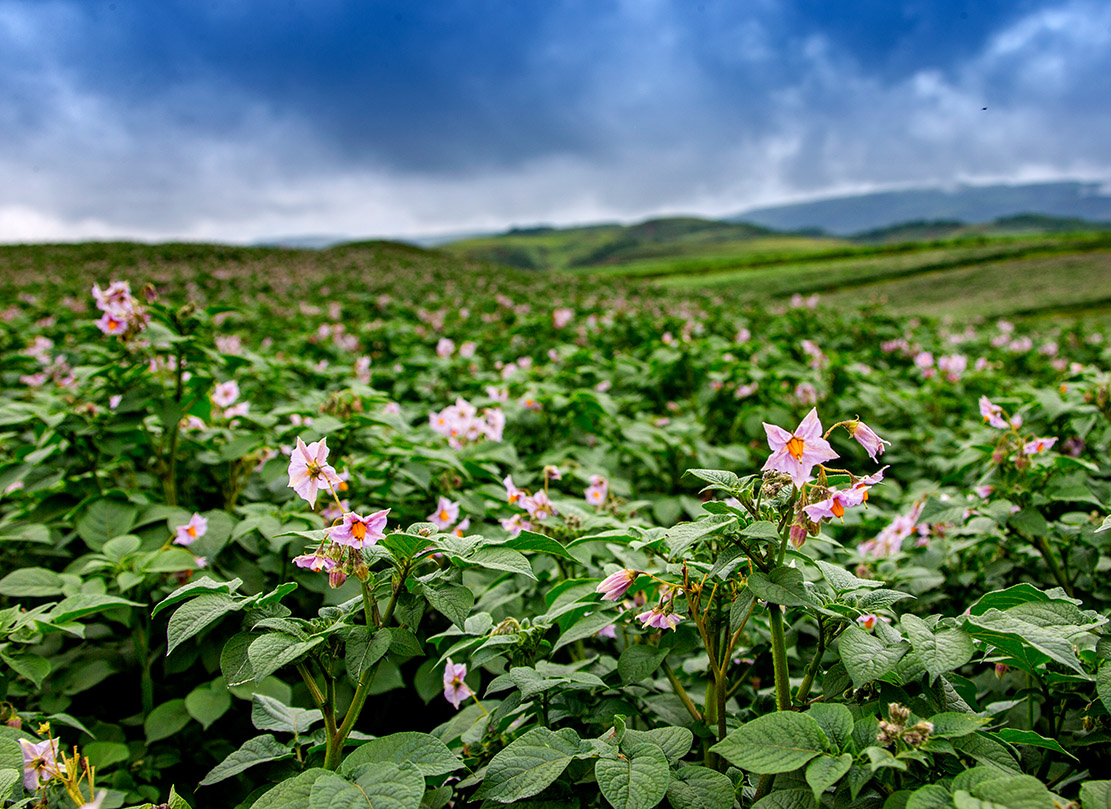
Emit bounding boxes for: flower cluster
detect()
[498,472,564,535]
[429,398,505,448]
[92,280,147,338]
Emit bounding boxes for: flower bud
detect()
[789,523,808,548]
[888,703,911,724]
[995,662,1009,678]
[328,568,347,589]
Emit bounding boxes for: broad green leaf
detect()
[666,765,734,809]
[145,699,191,744]
[1080,781,1111,809]
[341,731,464,777]
[186,681,232,730]
[961,774,1056,809]
[618,645,669,685]
[838,625,908,688]
[199,734,292,785]
[554,611,619,652]
[76,498,138,550]
[806,753,852,801]
[992,729,1076,760]
[248,768,328,809]
[0,567,65,597]
[813,560,883,592]
[247,633,324,681]
[166,593,242,655]
[153,577,243,617]
[50,593,140,623]
[907,784,955,809]
[623,727,694,765]
[221,631,257,686]
[751,788,817,809]
[684,468,741,494]
[1098,663,1111,714]
[664,515,737,556]
[595,741,669,809]
[311,763,425,809]
[345,627,392,679]
[466,547,537,580]
[747,566,816,607]
[421,582,474,630]
[806,703,853,752]
[475,727,595,802]
[710,712,829,774]
[503,530,578,560]
[902,614,974,683]
[251,693,322,734]
[930,712,989,739]
[0,653,50,689]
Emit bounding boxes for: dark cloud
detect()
[0,0,1108,241]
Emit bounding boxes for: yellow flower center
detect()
[787,436,805,460]
[440,510,450,522]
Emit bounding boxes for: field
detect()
[0,237,1110,809]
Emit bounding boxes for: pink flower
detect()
[293,553,336,572]
[19,737,59,790]
[636,607,683,631]
[443,659,472,709]
[804,488,865,522]
[552,308,574,328]
[428,496,460,530]
[453,517,471,538]
[523,489,556,520]
[108,394,122,409]
[287,437,343,507]
[856,614,879,631]
[436,338,455,358]
[585,475,608,506]
[225,402,250,419]
[95,311,127,335]
[973,484,994,499]
[978,396,1010,429]
[852,466,888,501]
[500,514,531,536]
[174,513,208,546]
[503,475,525,504]
[597,625,617,639]
[847,420,890,460]
[735,327,751,343]
[761,408,839,487]
[596,570,637,601]
[326,509,390,549]
[1023,437,1057,455]
[212,381,239,408]
[543,465,562,481]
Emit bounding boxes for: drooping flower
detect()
[596,569,637,601]
[286,437,343,507]
[293,552,336,572]
[19,737,59,790]
[174,513,208,546]
[761,408,839,487]
[847,420,890,461]
[443,659,472,710]
[326,509,390,549]
[499,513,531,536]
[636,607,683,631]
[851,466,888,503]
[978,396,1010,429]
[857,614,880,631]
[804,488,866,522]
[428,497,460,530]
[543,465,562,481]
[1023,437,1057,455]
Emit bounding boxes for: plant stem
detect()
[132,620,154,715]
[662,660,703,723]
[795,618,826,704]
[1031,535,1074,597]
[768,606,792,712]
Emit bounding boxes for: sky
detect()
[1,0,1110,243]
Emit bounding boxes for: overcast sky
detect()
[2,0,1110,243]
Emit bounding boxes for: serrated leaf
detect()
[710,712,829,774]
[595,741,669,809]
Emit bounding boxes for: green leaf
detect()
[684,468,741,494]
[806,753,853,801]
[247,769,328,809]
[663,515,737,556]
[618,645,669,685]
[345,627,392,679]
[595,741,670,809]
[751,788,817,809]
[747,566,816,607]
[76,498,138,550]
[710,712,829,774]
[185,681,232,730]
[221,631,257,686]
[166,593,242,655]
[838,625,908,689]
[966,602,1098,675]
[247,633,324,681]
[806,703,853,752]
[907,784,955,809]
[251,694,322,734]
[902,614,974,683]
[1080,780,1111,809]
[421,582,474,630]
[145,699,192,744]
[740,521,782,542]
[153,577,243,617]
[311,764,425,809]
[666,765,734,809]
[992,729,1077,760]
[50,593,140,623]
[466,547,537,579]
[958,774,1056,809]
[1098,662,1111,714]
[930,712,989,739]
[475,727,595,802]
[554,611,618,652]
[83,741,131,770]
[622,727,694,765]
[0,567,65,597]
[0,653,50,689]
[341,731,464,777]
[503,530,578,561]
[199,734,292,786]
[1096,515,1111,534]
[167,785,191,809]
[813,560,883,592]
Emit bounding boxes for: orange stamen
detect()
[831,500,845,518]
[439,510,450,522]
[786,436,805,460]
[351,521,367,540]
[187,525,197,537]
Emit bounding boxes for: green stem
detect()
[768,606,792,712]
[1030,534,1074,597]
[795,618,826,704]
[133,621,154,715]
[662,660,703,723]
[164,352,184,505]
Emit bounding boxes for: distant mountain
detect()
[851,213,1111,244]
[732,181,1111,235]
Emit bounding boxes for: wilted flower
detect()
[523,489,556,520]
[762,408,839,487]
[978,396,1010,429]
[847,420,890,460]
[18,737,59,790]
[174,513,208,546]
[804,488,865,522]
[428,496,460,530]
[287,437,343,507]
[443,659,472,709]
[293,552,336,572]
[596,569,637,601]
[636,607,682,631]
[326,509,390,549]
